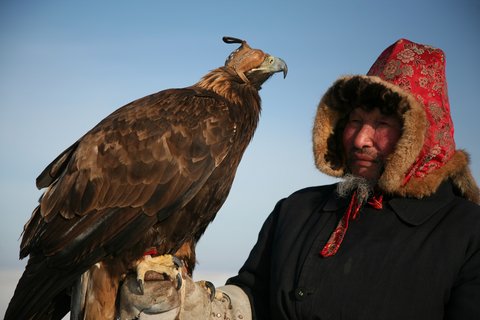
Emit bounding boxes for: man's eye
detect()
[377,121,392,127]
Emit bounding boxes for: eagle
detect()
[5,36,287,320]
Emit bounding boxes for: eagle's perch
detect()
[6,36,287,320]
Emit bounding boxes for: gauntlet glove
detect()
[119,268,251,320]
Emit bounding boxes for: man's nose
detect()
[354,125,375,149]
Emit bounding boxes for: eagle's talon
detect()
[137,279,145,295]
[222,292,232,309]
[175,272,182,290]
[172,256,183,269]
[202,280,216,301]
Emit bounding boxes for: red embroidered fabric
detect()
[367,39,455,184]
[321,192,383,258]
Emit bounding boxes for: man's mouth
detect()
[352,153,378,163]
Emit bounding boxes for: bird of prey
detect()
[5,36,287,320]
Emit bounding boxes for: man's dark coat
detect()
[228,181,480,319]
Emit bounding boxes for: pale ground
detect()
[0,268,231,319]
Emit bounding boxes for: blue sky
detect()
[1,0,479,315]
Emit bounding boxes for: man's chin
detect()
[349,165,382,181]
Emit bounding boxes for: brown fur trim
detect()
[313,97,344,177]
[397,150,479,204]
[450,151,480,204]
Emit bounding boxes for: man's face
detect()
[342,107,402,181]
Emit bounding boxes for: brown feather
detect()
[6,37,286,320]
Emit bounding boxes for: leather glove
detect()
[119,269,251,320]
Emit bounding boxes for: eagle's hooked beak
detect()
[253,55,288,78]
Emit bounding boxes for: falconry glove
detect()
[119,271,252,320]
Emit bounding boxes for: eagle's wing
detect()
[9,88,236,320]
[23,88,235,256]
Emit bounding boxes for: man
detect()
[120,39,480,319]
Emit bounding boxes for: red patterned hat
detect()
[367,39,455,185]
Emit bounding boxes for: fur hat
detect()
[313,39,479,203]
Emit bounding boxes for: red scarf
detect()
[320,191,383,257]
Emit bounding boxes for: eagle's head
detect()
[223,36,287,89]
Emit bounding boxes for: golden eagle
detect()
[5,36,287,320]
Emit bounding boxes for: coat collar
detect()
[388,180,456,226]
[322,181,456,226]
